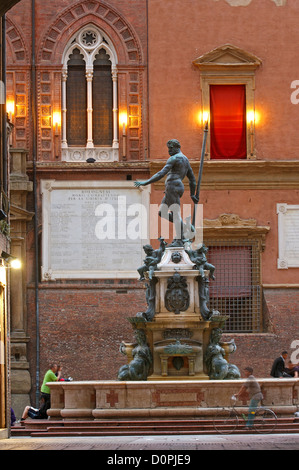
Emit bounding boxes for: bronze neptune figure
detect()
[135,139,198,246]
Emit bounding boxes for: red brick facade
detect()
[26,281,146,381]
[5,0,299,405]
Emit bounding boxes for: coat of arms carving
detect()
[165,272,190,314]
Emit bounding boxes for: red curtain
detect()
[210,84,246,159]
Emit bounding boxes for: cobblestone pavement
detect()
[0,433,299,451]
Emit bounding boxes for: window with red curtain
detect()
[210,84,246,159]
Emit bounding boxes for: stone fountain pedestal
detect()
[143,246,211,380]
[144,317,210,380]
[119,244,238,382]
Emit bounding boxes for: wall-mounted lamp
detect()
[6,100,15,122]
[247,110,260,126]
[6,100,15,145]
[53,111,61,136]
[0,251,21,286]
[1,251,22,270]
[247,110,260,156]
[119,112,127,136]
[119,112,127,160]
[53,111,61,159]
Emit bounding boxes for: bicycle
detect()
[213,396,277,434]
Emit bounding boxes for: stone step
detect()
[46,424,215,433]
[23,426,299,437]
[11,416,299,437]
[19,416,299,425]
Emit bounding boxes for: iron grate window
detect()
[206,240,261,333]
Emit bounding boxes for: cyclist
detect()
[234,366,263,429]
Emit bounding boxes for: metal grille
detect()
[206,240,261,333]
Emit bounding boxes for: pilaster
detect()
[9,148,34,417]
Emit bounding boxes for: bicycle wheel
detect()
[253,408,277,434]
[213,409,239,434]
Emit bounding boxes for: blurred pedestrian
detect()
[234,367,263,429]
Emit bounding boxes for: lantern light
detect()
[53,112,61,135]
[6,100,15,121]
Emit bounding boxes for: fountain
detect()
[118,134,240,382]
[45,135,298,421]
[118,239,240,382]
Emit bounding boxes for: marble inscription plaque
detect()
[277,203,299,269]
[41,180,150,279]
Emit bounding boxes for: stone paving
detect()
[0,433,299,451]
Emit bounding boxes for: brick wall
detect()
[222,288,299,378]
[27,281,146,396]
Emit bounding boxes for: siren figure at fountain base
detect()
[118,329,152,381]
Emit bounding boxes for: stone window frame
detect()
[61,24,119,163]
[277,203,299,269]
[193,44,262,161]
[203,213,270,333]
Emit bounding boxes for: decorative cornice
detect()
[10,204,34,222]
[150,160,299,190]
[26,161,150,175]
[193,44,262,73]
[203,213,270,250]
[263,284,299,289]
[204,213,258,227]
[26,159,299,188]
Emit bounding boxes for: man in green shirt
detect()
[41,363,61,412]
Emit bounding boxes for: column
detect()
[160,355,168,376]
[61,70,67,148]
[112,66,118,149]
[86,69,94,148]
[9,149,34,418]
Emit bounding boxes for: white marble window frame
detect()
[277,203,299,269]
[61,24,119,162]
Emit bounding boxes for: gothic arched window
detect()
[66,48,87,147]
[92,49,113,147]
[61,26,118,162]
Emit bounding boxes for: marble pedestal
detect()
[125,245,228,381]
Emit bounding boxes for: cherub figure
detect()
[137,237,167,280]
[186,244,215,280]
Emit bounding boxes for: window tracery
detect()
[61,25,119,162]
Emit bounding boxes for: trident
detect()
[192,121,209,229]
